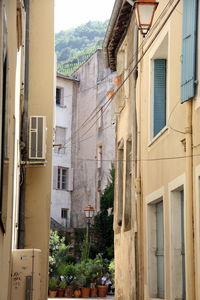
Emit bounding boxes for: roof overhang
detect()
[103,0,133,71]
[56,72,80,82]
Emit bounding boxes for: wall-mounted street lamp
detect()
[134,0,158,37]
[84,204,95,225]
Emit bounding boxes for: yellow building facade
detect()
[104,0,200,299]
[0,1,54,299]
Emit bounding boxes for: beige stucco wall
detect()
[138,1,199,299]
[114,15,137,300]
[24,0,55,299]
[114,0,200,299]
[0,1,24,299]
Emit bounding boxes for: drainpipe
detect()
[18,0,30,249]
[185,99,195,300]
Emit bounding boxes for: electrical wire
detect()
[75,153,200,163]
[167,100,185,134]
[57,0,181,149]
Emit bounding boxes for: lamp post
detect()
[134,0,158,37]
[84,204,95,226]
[83,205,95,260]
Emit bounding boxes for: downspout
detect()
[18,0,29,249]
[185,99,195,300]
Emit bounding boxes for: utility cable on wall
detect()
[57,0,181,149]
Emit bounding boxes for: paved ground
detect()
[48,296,114,300]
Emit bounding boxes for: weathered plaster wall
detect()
[114,15,137,300]
[71,50,115,228]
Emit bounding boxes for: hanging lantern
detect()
[134,0,158,37]
[107,89,115,100]
[113,75,122,86]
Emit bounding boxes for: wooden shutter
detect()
[180,0,198,103]
[156,201,164,298]
[153,59,166,136]
[53,166,58,189]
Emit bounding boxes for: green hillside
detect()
[55,20,108,75]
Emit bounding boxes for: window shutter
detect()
[53,166,58,189]
[156,201,164,298]
[67,168,73,191]
[180,0,198,103]
[153,59,166,136]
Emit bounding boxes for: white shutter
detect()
[53,166,58,189]
[67,168,73,191]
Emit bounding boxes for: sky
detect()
[55,0,116,33]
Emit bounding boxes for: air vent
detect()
[29,116,46,160]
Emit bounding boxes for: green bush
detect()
[49,230,73,278]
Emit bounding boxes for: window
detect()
[53,167,68,190]
[124,138,132,231]
[171,189,186,300]
[58,167,67,190]
[150,33,168,139]
[56,87,64,106]
[124,41,129,100]
[54,126,66,154]
[53,166,73,191]
[117,139,124,228]
[153,59,167,137]
[97,146,102,169]
[148,199,165,298]
[61,208,68,219]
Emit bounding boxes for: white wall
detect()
[51,76,74,227]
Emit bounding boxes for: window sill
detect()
[148,126,168,147]
[56,104,66,108]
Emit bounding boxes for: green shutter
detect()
[181,0,198,103]
[153,59,166,136]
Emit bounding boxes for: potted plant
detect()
[96,276,108,297]
[90,282,98,297]
[72,277,82,298]
[63,264,76,297]
[75,261,91,298]
[48,277,58,298]
[57,279,66,297]
[94,254,110,297]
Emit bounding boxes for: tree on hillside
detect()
[55,20,109,75]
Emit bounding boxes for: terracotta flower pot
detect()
[49,290,57,298]
[97,285,108,297]
[65,285,73,297]
[81,287,90,298]
[90,287,97,297]
[57,289,64,297]
[74,289,81,298]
